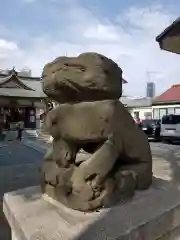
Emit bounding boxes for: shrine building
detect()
[0,68,48,129]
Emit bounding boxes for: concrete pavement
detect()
[0,141,44,240]
[151,141,180,186]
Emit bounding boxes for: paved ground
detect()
[1,139,180,239]
[0,141,44,240]
[152,141,180,186]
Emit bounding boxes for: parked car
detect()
[141,119,161,140]
[161,114,180,143]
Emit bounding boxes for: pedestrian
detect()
[134,117,142,128]
[16,120,24,141]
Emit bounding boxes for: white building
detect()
[120,96,153,120]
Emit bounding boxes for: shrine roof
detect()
[0,69,47,98]
[0,88,47,98]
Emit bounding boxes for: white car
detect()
[160,114,180,143]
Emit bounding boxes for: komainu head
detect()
[42,52,123,103]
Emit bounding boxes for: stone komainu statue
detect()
[41,52,152,212]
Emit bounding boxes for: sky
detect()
[0,0,180,97]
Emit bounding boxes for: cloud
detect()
[0,39,21,68]
[0,39,18,52]
[0,2,179,96]
[83,24,120,41]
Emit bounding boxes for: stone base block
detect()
[3,178,180,240]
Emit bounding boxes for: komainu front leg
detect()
[41,138,78,195]
[52,138,78,167]
[70,136,122,196]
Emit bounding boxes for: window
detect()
[167,107,175,115]
[153,108,159,119]
[175,108,180,115]
[162,115,180,124]
[159,108,167,119]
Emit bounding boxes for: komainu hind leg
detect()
[118,162,153,190]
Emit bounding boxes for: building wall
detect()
[152,104,180,119]
[128,107,152,120]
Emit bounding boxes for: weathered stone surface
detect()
[42,52,122,102]
[42,100,152,211]
[41,52,152,212]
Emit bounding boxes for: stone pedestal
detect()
[12,230,18,240]
[3,179,180,240]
